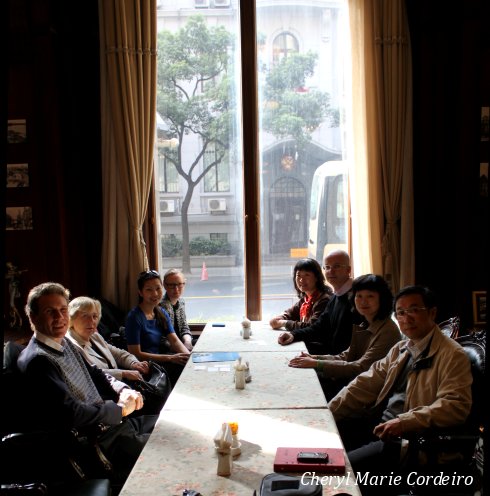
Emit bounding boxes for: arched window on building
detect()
[272,32,299,63]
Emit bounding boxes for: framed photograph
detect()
[6,206,33,230]
[7,119,27,144]
[472,291,486,326]
[7,163,29,188]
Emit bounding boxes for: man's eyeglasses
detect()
[394,306,427,319]
[323,264,348,271]
[165,283,186,289]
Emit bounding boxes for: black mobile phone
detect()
[296,451,329,463]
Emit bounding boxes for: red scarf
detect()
[299,291,319,322]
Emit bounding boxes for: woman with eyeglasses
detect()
[288,274,402,400]
[125,270,190,385]
[160,268,193,351]
[269,258,332,331]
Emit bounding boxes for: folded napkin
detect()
[214,422,232,452]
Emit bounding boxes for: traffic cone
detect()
[201,261,208,281]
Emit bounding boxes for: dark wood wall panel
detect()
[5,0,102,336]
[407,0,489,328]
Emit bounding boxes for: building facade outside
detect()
[156,0,349,320]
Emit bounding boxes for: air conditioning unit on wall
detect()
[213,0,231,6]
[208,198,227,212]
[161,199,176,213]
[195,0,210,8]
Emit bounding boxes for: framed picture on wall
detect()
[472,291,486,326]
[7,163,29,188]
[6,206,33,230]
[7,119,27,144]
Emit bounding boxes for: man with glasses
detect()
[277,249,355,354]
[328,285,472,494]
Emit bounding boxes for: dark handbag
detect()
[257,474,322,496]
[132,361,172,414]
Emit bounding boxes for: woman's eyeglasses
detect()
[165,283,186,289]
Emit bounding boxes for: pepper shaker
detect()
[241,317,251,339]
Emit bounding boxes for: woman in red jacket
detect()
[269,258,332,331]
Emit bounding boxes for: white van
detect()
[307,161,349,261]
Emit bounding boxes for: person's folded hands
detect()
[278,331,294,345]
[118,388,144,416]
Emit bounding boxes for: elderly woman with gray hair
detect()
[67,296,150,381]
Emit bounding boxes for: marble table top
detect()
[192,321,307,353]
[164,350,328,410]
[119,408,361,496]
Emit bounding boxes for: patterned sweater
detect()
[160,295,192,343]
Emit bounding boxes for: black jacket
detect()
[290,292,356,355]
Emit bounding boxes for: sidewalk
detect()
[184,257,294,282]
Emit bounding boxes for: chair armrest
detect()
[404,427,481,467]
[0,483,48,495]
[1,428,112,483]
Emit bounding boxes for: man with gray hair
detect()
[278,249,356,354]
[18,282,157,485]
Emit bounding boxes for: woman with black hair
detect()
[289,274,402,399]
[269,258,332,331]
[125,270,190,385]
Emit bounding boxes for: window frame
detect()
[239,1,261,320]
[203,143,231,193]
[158,154,179,193]
[147,1,348,321]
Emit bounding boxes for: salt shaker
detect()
[245,360,252,383]
[241,317,251,339]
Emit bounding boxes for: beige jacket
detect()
[329,325,472,433]
[67,329,140,381]
[316,317,401,380]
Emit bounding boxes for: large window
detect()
[204,144,231,192]
[156,1,350,322]
[158,155,179,193]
